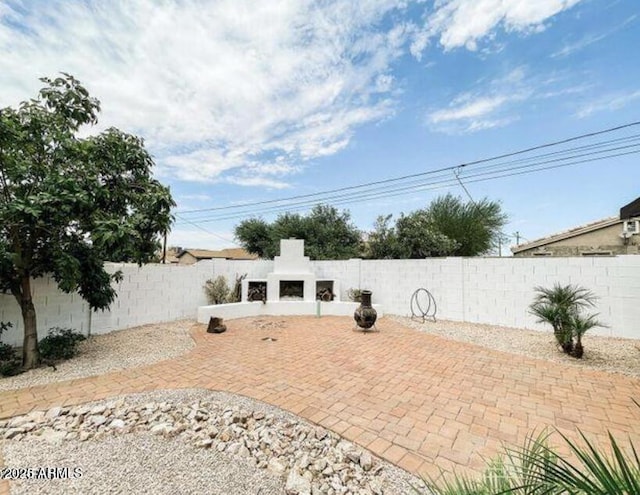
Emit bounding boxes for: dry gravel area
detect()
[392,316,640,378]
[2,389,424,495]
[0,320,195,392]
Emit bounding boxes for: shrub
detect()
[39,327,86,361]
[0,342,15,361]
[529,284,603,358]
[204,276,231,304]
[423,422,640,495]
[0,354,22,376]
[0,322,22,377]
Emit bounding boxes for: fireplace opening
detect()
[280,280,304,300]
[247,281,267,302]
[316,280,335,301]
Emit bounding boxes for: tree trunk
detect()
[17,276,40,369]
[572,333,584,359]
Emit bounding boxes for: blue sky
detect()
[1,0,639,253]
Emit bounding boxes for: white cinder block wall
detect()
[0,262,214,346]
[352,256,640,338]
[1,256,639,345]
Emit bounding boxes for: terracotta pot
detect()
[354,290,377,329]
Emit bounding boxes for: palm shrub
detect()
[423,423,640,495]
[529,284,601,357]
[570,313,604,359]
[422,433,560,495]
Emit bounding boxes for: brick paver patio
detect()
[1,315,640,489]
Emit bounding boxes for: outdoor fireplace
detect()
[242,239,340,303]
[199,238,383,322]
[280,280,304,300]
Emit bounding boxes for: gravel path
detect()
[0,320,195,392]
[2,389,425,495]
[392,316,640,378]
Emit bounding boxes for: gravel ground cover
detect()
[0,320,195,392]
[392,316,640,378]
[1,389,425,495]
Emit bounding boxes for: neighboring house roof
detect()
[177,248,258,260]
[620,197,640,219]
[154,247,181,263]
[511,217,621,254]
[164,252,180,264]
[217,248,259,260]
[177,249,219,260]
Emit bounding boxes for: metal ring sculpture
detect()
[410,288,437,322]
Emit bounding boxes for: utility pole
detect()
[514,231,521,245]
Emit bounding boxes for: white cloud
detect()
[0,0,589,185]
[429,95,509,123]
[426,68,530,132]
[576,90,640,119]
[225,176,293,189]
[0,0,410,186]
[414,0,583,53]
[426,66,594,133]
[179,194,214,203]
[551,14,637,58]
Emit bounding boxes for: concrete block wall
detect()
[0,262,214,347]
[357,258,466,321]
[347,256,639,339]
[1,255,639,345]
[0,277,89,346]
[311,260,362,301]
[212,259,274,285]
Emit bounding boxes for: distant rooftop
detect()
[177,248,258,260]
[512,196,640,254]
[511,216,620,253]
[620,196,640,220]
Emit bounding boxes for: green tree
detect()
[427,194,507,256]
[365,194,507,259]
[233,218,273,258]
[0,74,174,369]
[235,205,361,260]
[365,214,403,259]
[395,210,459,258]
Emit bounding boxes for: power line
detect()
[173,213,236,244]
[176,135,640,224]
[454,167,476,205]
[177,121,640,216]
[176,142,640,224]
[180,133,640,222]
[455,120,640,168]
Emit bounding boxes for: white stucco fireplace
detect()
[242,239,340,303]
[197,239,382,323]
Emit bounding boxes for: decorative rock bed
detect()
[1,390,425,495]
